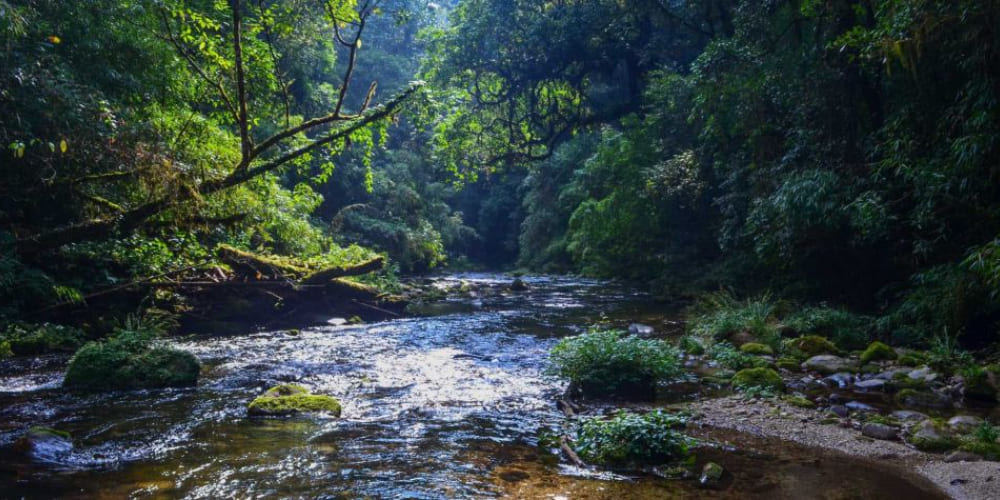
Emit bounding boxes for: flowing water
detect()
[0,274,945,499]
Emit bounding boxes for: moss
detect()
[347,316,365,325]
[860,341,897,364]
[63,336,199,391]
[782,335,838,358]
[958,440,1000,460]
[775,357,801,371]
[865,414,901,427]
[27,426,71,440]
[898,352,928,367]
[0,340,11,359]
[731,367,784,393]
[247,384,342,417]
[782,395,815,408]
[908,433,959,453]
[739,342,774,355]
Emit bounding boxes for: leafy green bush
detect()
[783,307,871,350]
[549,329,680,400]
[1,323,84,356]
[573,410,691,466]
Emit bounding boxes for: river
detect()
[0,274,944,498]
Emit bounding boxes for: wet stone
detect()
[890,410,930,423]
[825,372,855,388]
[854,379,887,392]
[862,422,898,441]
[830,405,850,418]
[802,355,854,375]
[845,401,878,414]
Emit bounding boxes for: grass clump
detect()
[573,410,691,467]
[860,341,897,364]
[687,291,780,348]
[549,329,680,400]
[707,342,769,370]
[63,314,199,391]
[731,367,784,396]
[247,384,342,417]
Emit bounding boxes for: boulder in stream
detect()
[247,384,342,417]
[14,427,73,464]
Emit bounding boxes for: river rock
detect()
[897,389,953,410]
[845,401,878,414]
[874,368,911,380]
[802,355,854,375]
[824,372,854,388]
[862,422,899,441]
[944,451,983,463]
[891,410,930,423]
[510,278,529,291]
[699,462,725,488]
[907,420,958,452]
[14,427,73,464]
[854,379,887,392]
[947,415,984,434]
[628,323,655,337]
[908,366,939,383]
[247,384,342,417]
[830,404,850,418]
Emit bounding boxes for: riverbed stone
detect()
[862,422,899,441]
[699,462,725,488]
[854,379,887,392]
[944,451,983,463]
[947,415,984,434]
[907,420,959,452]
[802,355,854,375]
[896,389,953,409]
[830,404,850,418]
[908,366,940,383]
[247,384,342,417]
[845,401,878,414]
[824,372,854,388]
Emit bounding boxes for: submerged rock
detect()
[14,427,73,464]
[801,355,854,375]
[698,462,725,488]
[247,384,342,417]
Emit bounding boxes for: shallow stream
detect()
[0,274,945,498]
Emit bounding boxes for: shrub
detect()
[549,329,680,400]
[783,307,871,350]
[573,410,691,466]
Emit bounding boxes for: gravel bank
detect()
[681,396,1000,500]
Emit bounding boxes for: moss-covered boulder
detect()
[906,421,959,452]
[860,341,897,364]
[731,367,784,393]
[14,427,73,464]
[962,369,997,402]
[63,336,199,391]
[898,351,928,367]
[247,384,342,417]
[739,342,773,355]
[783,335,838,358]
[775,357,801,371]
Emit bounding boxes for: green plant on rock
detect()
[572,410,691,467]
[549,329,681,400]
[707,342,769,371]
[63,314,198,391]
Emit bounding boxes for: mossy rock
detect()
[739,343,773,355]
[896,388,953,409]
[908,432,959,453]
[64,340,200,391]
[775,357,801,372]
[731,367,784,393]
[247,384,342,417]
[0,340,12,360]
[860,341,897,364]
[783,335,838,358]
[963,371,997,402]
[898,352,928,367]
[782,395,815,408]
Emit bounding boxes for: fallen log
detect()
[217,244,307,278]
[300,256,385,284]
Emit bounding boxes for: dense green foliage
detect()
[573,410,691,467]
[548,329,681,400]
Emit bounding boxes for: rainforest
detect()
[2,1,1000,498]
